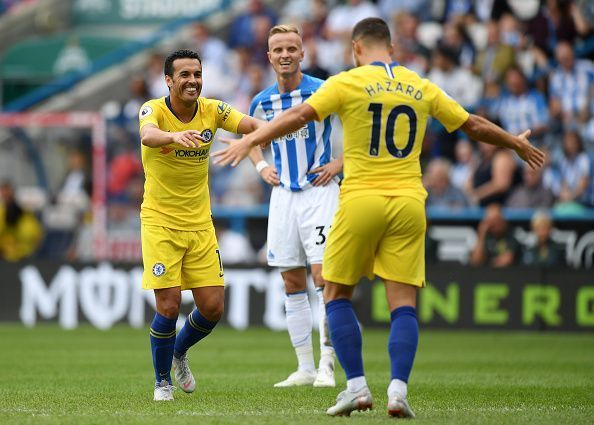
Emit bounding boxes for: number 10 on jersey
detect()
[368,103,418,159]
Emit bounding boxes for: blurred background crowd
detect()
[0,0,593,268]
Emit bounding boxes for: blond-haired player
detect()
[246,24,342,388]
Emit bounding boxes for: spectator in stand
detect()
[572,0,593,36]
[450,139,476,191]
[228,0,277,49]
[377,0,431,23]
[302,38,330,80]
[107,144,143,201]
[322,0,380,73]
[473,20,516,84]
[424,158,468,209]
[231,63,268,114]
[192,24,234,100]
[473,0,513,22]
[548,41,594,132]
[146,52,169,99]
[442,0,473,22]
[506,165,555,208]
[325,0,380,40]
[583,84,594,151]
[122,76,149,125]
[470,203,518,267]
[190,22,229,70]
[557,130,591,206]
[290,0,330,40]
[439,18,476,69]
[521,210,566,267]
[525,0,577,60]
[0,181,43,262]
[426,46,482,158]
[427,45,483,111]
[466,142,521,207]
[56,149,92,206]
[495,66,549,145]
[391,11,431,75]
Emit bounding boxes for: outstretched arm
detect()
[460,114,546,169]
[213,104,319,167]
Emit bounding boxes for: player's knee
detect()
[324,282,353,302]
[282,271,307,293]
[201,298,224,322]
[154,288,181,319]
[157,301,180,319]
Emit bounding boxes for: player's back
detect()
[306,61,468,202]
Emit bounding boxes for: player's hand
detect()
[514,130,546,170]
[172,130,205,148]
[212,135,253,167]
[260,166,280,186]
[308,158,343,186]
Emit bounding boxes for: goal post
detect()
[0,112,108,259]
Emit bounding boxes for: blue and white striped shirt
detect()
[249,74,333,192]
[496,89,549,135]
[549,60,594,114]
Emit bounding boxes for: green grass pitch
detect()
[1,325,593,424]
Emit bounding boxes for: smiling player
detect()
[138,49,262,401]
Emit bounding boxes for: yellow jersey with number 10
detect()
[138,96,245,231]
[306,61,469,203]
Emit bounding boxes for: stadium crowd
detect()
[1,0,594,266]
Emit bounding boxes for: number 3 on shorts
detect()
[315,225,330,246]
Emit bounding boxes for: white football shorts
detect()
[266,181,340,268]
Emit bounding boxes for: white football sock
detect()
[388,379,408,398]
[347,376,368,393]
[285,292,315,372]
[316,287,335,360]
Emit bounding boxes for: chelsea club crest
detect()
[201,129,213,143]
[152,263,166,277]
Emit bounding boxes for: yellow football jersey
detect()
[306,61,469,202]
[138,96,245,230]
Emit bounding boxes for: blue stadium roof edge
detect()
[4,0,232,112]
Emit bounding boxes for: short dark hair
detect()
[164,49,202,77]
[352,17,391,47]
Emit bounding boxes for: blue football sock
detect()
[388,306,419,383]
[326,299,364,380]
[149,312,177,384]
[173,309,218,358]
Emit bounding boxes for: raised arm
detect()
[460,114,545,169]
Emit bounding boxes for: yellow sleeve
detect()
[215,100,246,133]
[428,82,470,132]
[138,101,160,131]
[305,75,343,120]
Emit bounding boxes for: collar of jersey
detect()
[165,95,198,122]
[370,61,399,67]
